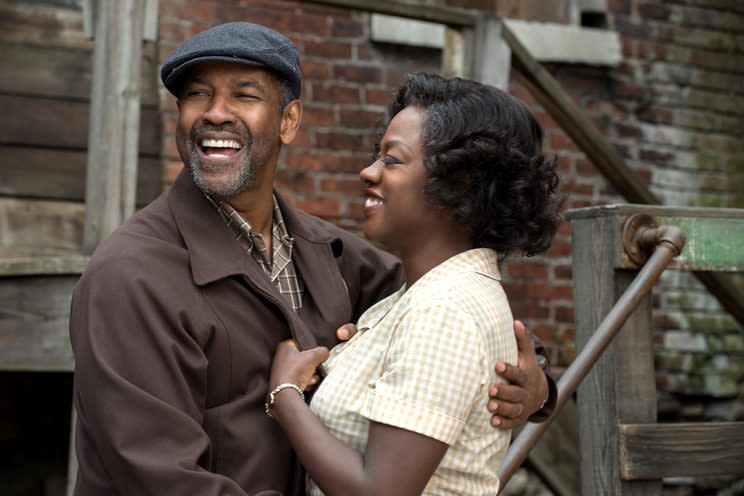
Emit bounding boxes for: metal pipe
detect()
[497,227,685,490]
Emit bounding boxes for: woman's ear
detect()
[280,100,302,144]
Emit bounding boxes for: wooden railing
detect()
[566,205,744,494]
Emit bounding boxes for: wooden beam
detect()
[301,0,475,27]
[83,0,146,254]
[618,422,744,479]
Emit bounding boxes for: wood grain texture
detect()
[0,274,77,371]
[619,422,744,479]
[0,146,161,203]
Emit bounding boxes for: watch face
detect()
[536,354,547,367]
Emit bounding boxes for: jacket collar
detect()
[168,169,351,350]
[167,169,343,283]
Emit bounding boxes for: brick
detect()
[290,128,312,148]
[640,148,674,164]
[564,179,594,196]
[320,176,365,195]
[274,170,316,193]
[312,84,361,105]
[510,302,550,320]
[302,60,330,80]
[554,306,574,323]
[303,40,353,59]
[300,106,336,127]
[554,265,572,280]
[338,108,383,129]
[501,282,530,299]
[334,64,384,84]
[287,14,329,38]
[365,88,393,106]
[638,3,671,20]
[295,196,341,218]
[315,130,368,150]
[286,150,367,173]
[347,201,365,221]
[608,0,632,15]
[506,263,549,279]
[331,18,364,38]
[614,122,643,139]
[527,284,572,300]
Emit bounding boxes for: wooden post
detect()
[82,0,146,254]
[570,207,661,495]
[441,26,473,78]
[470,15,511,90]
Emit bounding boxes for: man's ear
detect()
[280,100,302,144]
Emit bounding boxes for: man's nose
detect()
[203,96,236,125]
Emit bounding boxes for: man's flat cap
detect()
[161,22,302,99]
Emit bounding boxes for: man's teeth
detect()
[365,197,383,208]
[201,138,241,149]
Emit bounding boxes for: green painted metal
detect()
[656,216,744,271]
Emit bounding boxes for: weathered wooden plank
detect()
[618,422,744,479]
[0,256,88,277]
[0,146,162,204]
[0,274,77,371]
[0,43,159,105]
[0,95,160,154]
[0,198,84,256]
[656,216,744,271]
[0,1,90,50]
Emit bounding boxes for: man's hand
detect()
[487,320,549,429]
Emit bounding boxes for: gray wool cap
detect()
[160,22,302,99]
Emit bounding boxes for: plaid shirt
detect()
[208,195,304,311]
[307,248,517,496]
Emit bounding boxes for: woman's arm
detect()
[269,341,448,496]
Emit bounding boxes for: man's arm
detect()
[70,260,248,495]
[487,320,557,428]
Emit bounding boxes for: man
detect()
[70,22,553,495]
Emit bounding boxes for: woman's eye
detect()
[382,155,401,165]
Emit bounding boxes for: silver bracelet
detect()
[265,382,305,419]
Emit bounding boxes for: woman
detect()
[266,73,562,495]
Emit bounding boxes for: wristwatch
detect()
[265,382,304,419]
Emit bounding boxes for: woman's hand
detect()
[270,340,329,391]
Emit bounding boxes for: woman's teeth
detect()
[365,197,383,208]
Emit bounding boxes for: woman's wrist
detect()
[265,382,304,419]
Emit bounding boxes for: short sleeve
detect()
[360,301,487,445]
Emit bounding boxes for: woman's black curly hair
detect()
[376,72,564,258]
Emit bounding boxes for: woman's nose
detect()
[360,160,382,184]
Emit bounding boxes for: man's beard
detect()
[178,124,267,198]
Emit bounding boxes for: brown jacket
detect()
[70,170,404,495]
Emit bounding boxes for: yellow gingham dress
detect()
[308,248,518,496]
